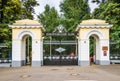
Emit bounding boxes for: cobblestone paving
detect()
[0,64,120,81]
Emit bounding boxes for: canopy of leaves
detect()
[0,0,39,47]
[38,5,59,32]
[0,0,22,24]
[0,24,11,47]
[20,0,39,19]
[60,0,91,32]
[0,0,22,47]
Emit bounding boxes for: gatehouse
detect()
[9,19,112,67]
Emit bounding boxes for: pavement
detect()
[0,64,120,81]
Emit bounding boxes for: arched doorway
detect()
[22,35,32,66]
[84,30,104,66]
[89,34,100,65]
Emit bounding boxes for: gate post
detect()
[12,40,22,67]
[9,19,45,67]
[32,39,43,66]
[98,39,110,65]
[76,19,112,66]
[78,39,90,66]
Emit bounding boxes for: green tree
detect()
[60,0,91,32]
[0,0,22,23]
[38,5,59,32]
[0,0,39,47]
[0,0,22,47]
[0,24,11,43]
[20,0,39,19]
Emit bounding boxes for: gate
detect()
[43,25,78,65]
[110,41,120,64]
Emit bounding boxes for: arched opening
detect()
[89,34,100,65]
[22,35,32,66]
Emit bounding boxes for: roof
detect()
[9,19,45,31]
[76,19,113,31]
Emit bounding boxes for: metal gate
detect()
[110,41,120,63]
[43,25,78,65]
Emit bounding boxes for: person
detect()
[90,55,93,62]
[69,52,75,57]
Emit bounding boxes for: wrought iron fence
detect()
[0,58,11,63]
[110,41,120,64]
[43,55,78,65]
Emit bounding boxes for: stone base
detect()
[78,60,90,66]
[99,60,110,65]
[12,61,22,67]
[12,60,26,67]
[12,60,43,67]
[32,61,42,67]
[21,60,26,66]
[0,63,11,67]
[96,60,110,65]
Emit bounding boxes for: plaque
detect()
[102,46,108,51]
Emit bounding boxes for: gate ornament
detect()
[53,25,67,33]
[55,47,66,53]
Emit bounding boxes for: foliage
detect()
[0,0,22,48]
[0,0,22,24]
[0,24,12,47]
[38,5,59,32]
[60,0,91,32]
[0,0,39,48]
[1,52,7,59]
[90,36,94,56]
[0,0,39,22]
[92,0,120,48]
[20,0,39,19]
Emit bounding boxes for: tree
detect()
[38,5,59,32]
[0,0,22,47]
[20,0,39,19]
[0,0,22,23]
[60,0,91,32]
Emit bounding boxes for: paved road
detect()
[0,64,120,81]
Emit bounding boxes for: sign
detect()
[55,47,66,53]
[45,33,75,36]
[103,51,107,56]
[102,46,108,51]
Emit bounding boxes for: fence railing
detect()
[110,54,120,64]
[0,58,11,63]
[43,56,78,60]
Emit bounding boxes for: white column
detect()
[12,40,22,67]
[40,41,43,65]
[32,39,43,66]
[78,39,90,66]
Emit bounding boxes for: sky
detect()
[34,0,99,20]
